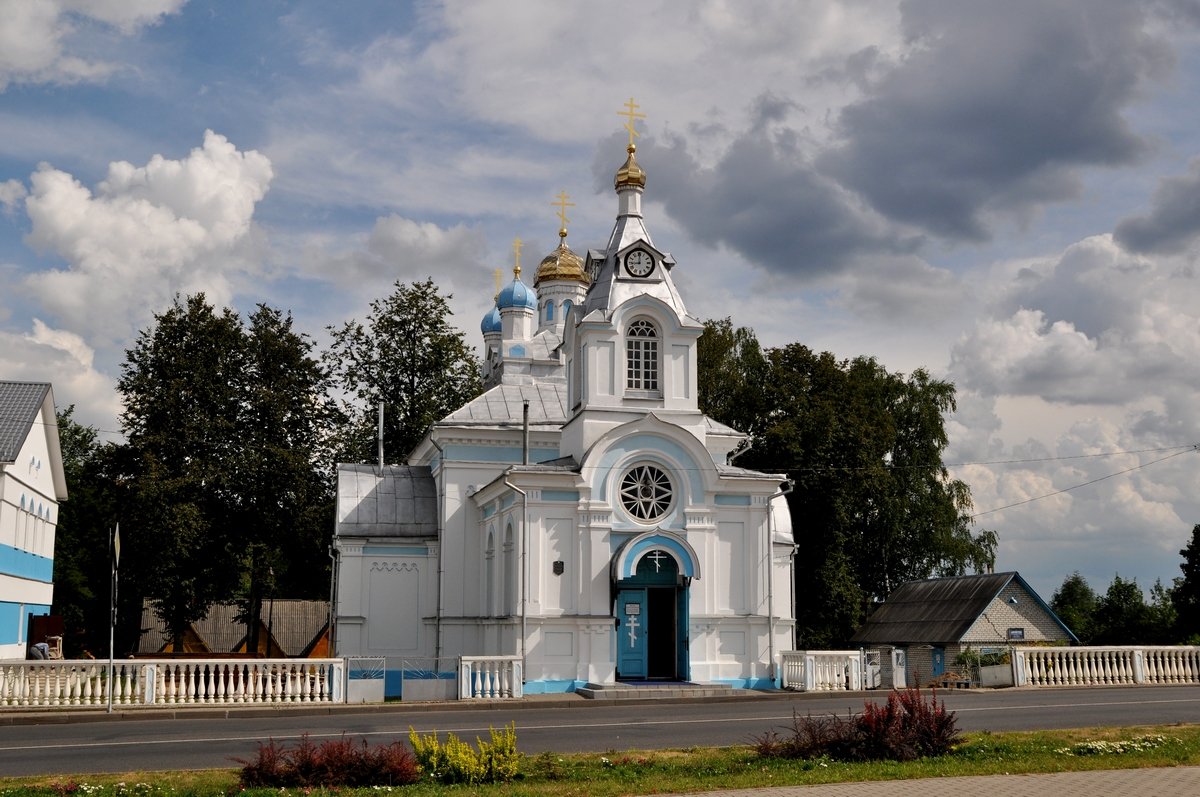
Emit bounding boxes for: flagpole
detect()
[108,523,119,714]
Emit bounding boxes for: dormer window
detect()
[626,318,659,392]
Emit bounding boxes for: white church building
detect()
[333,110,796,697]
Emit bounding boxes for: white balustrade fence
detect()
[1013,646,1200,688]
[780,650,863,691]
[0,659,345,709]
[459,656,522,699]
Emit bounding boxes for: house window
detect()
[626,318,659,392]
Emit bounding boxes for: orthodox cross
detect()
[552,190,574,235]
[512,237,524,278]
[618,97,645,148]
[493,268,502,298]
[647,549,668,572]
[626,613,640,648]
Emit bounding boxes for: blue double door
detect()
[616,552,689,681]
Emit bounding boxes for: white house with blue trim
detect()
[0,382,67,659]
[332,131,796,697]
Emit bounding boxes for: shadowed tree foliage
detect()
[1092,574,1153,645]
[49,407,121,657]
[1050,571,1098,644]
[325,278,482,463]
[698,320,996,648]
[118,294,336,652]
[1173,524,1200,642]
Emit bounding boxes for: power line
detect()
[970,445,1199,520]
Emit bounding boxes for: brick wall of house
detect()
[961,582,1068,644]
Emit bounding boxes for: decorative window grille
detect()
[619,464,673,522]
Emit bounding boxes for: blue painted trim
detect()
[541,490,580,502]
[385,668,457,699]
[521,679,580,695]
[365,546,428,556]
[501,494,515,510]
[442,445,561,464]
[0,545,53,582]
[482,504,496,518]
[714,494,751,506]
[593,433,705,505]
[0,603,50,646]
[616,532,699,579]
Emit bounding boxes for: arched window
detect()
[547,302,554,322]
[626,318,659,392]
[485,530,495,616]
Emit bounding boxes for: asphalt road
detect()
[2,686,1199,778]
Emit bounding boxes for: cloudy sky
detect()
[4,0,1200,602]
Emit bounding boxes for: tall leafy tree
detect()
[1092,574,1152,645]
[1050,571,1098,644]
[697,323,995,647]
[119,294,249,650]
[50,407,119,657]
[117,294,337,653]
[236,305,339,651]
[325,279,482,463]
[1173,523,1200,642]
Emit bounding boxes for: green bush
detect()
[408,722,521,785]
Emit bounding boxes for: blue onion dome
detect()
[497,265,537,310]
[480,301,502,334]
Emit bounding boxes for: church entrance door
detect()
[615,549,688,681]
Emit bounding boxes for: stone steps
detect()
[575,681,738,700]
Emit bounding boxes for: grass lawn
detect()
[2,724,1198,796]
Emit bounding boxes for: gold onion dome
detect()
[535,228,588,286]
[614,143,646,189]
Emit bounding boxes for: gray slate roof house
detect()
[850,571,1077,687]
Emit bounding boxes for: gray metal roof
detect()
[440,382,568,426]
[850,571,1032,645]
[335,463,437,538]
[0,381,51,463]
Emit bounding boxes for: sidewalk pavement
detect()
[671,765,1200,796]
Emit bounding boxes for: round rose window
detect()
[619,464,673,522]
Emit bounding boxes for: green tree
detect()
[49,407,119,657]
[325,279,482,463]
[1050,571,1097,644]
[236,305,338,651]
[1093,574,1151,645]
[119,294,250,650]
[699,325,995,647]
[1173,523,1200,642]
[117,294,338,653]
[1147,578,1178,643]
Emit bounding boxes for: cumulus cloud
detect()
[0,319,120,434]
[21,130,272,347]
[821,0,1172,240]
[1114,157,1200,254]
[0,179,26,215]
[950,235,1200,404]
[0,0,185,90]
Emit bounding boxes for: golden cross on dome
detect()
[512,237,524,278]
[493,267,502,298]
[618,97,645,148]
[552,190,575,237]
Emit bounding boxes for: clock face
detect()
[626,250,654,277]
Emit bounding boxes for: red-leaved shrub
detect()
[754,686,960,762]
[236,733,420,788]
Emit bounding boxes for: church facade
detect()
[333,110,796,696]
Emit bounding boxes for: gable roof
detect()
[850,571,1077,645]
[0,380,68,500]
[138,599,330,656]
[0,381,51,462]
[439,381,568,427]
